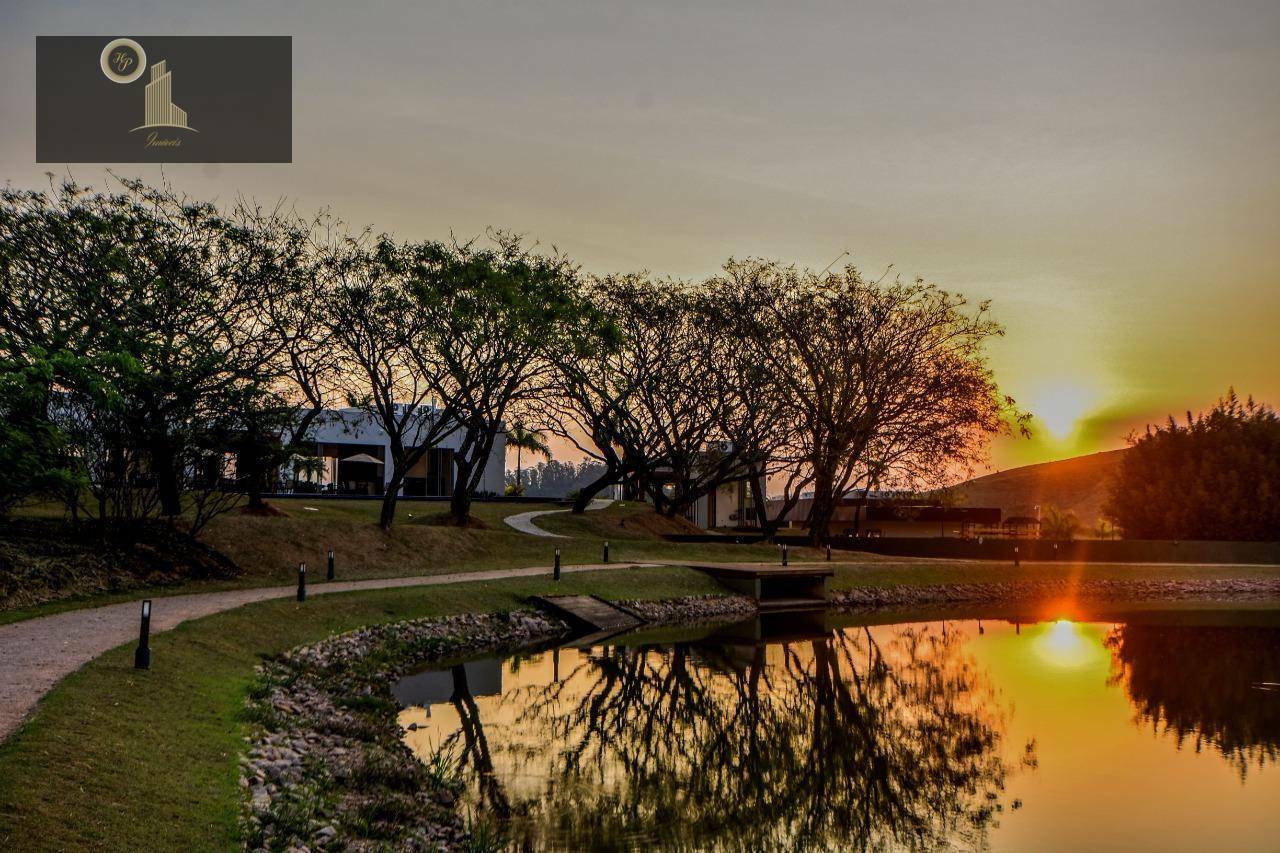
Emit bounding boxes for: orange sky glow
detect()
[3,2,1277,473]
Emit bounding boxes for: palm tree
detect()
[291,454,326,491]
[1040,505,1081,541]
[507,424,551,493]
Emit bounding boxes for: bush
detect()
[1105,390,1280,540]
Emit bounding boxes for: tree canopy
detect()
[1105,390,1280,540]
[2,174,1027,537]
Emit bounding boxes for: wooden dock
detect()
[529,595,644,633]
[660,561,834,611]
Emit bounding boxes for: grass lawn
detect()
[2,498,843,624]
[0,566,725,852]
[2,537,1278,850]
[7,493,1280,626]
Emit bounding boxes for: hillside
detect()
[955,449,1127,530]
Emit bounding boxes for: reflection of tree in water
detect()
[1106,625,1280,777]
[447,664,512,819]
[442,624,1029,851]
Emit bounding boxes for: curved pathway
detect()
[503,497,613,537]
[0,558,653,742]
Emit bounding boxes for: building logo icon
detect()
[136,60,195,132]
[97,38,197,134]
[99,37,146,84]
[39,35,292,162]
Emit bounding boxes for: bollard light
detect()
[327,549,335,581]
[297,563,307,602]
[554,548,561,581]
[134,599,152,670]
[826,543,832,562]
[781,544,789,566]
[1014,546,1020,567]
[603,540,610,564]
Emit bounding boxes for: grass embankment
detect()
[2,499,837,624]
[3,549,1278,850]
[0,567,724,852]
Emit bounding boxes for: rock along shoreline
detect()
[240,594,752,852]
[832,576,1280,608]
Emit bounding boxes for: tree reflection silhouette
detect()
[1106,624,1280,777]
[440,624,1027,851]
[447,663,511,819]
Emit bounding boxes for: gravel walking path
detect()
[503,497,613,537]
[0,559,653,742]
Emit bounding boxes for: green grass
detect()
[2,536,1278,851]
[0,566,724,852]
[3,498,842,624]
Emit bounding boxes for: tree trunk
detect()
[572,462,619,513]
[451,426,502,524]
[65,482,80,524]
[622,475,644,501]
[806,467,837,546]
[151,437,183,518]
[450,453,477,524]
[242,437,265,511]
[449,478,473,523]
[850,485,872,537]
[748,473,781,539]
[378,471,403,529]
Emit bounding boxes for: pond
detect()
[396,608,1280,851]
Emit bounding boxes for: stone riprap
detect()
[240,595,752,851]
[833,577,1280,608]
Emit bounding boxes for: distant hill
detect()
[954,449,1127,530]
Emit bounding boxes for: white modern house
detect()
[283,406,506,497]
[686,479,759,529]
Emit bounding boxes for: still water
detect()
[397,610,1280,851]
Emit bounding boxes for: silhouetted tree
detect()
[1104,390,1280,540]
[507,459,609,498]
[320,236,461,529]
[1039,505,1081,540]
[1106,623,1280,777]
[504,423,551,493]
[553,274,759,516]
[398,233,600,523]
[711,259,1021,544]
[0,177,293,532]
[436,624,1030,850]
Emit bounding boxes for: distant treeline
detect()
[1105,390,1279,541]
[506,460,608,498]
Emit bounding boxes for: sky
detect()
[3,0,1278,472]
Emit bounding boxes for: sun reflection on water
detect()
[1032,619,1107,670]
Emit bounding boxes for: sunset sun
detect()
[1028,380,1100,440]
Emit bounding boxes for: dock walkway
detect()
[529,594,644,632]
[653,561,834,610]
